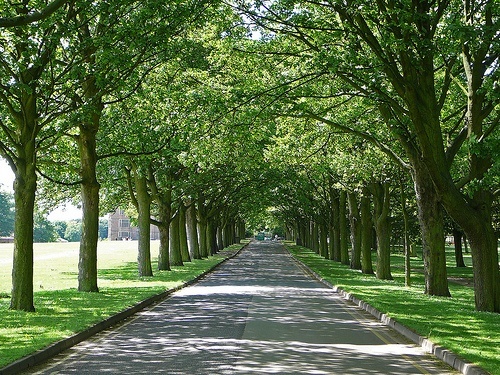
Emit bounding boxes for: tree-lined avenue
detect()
[23,241,456,375]
[0,1,498,372]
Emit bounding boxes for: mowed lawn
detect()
[0,240,245,368]
[0,241,159,293]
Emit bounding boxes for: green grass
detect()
[0,240,247,368]
[285,242,499,375]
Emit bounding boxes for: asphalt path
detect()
[24,241,456,374]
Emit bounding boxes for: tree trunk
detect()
[339,190,350,265]
[229,220,236,245]
[453,228,466,268]
[178,203,190,263]
[348,192,362,270]
[457,190,499,312]
[155,195,171,271]
[300,221,307,247]
[10,155,37,311]
[400,181,411,287]
[332,195,341,262]
[360,190,374,275]
[151,174,172,270]
[207,220,218,255]
[435,185,500,311]
[135,173,153,277]
[311,220,320,254]
[217,225,224,250]
[328,225,334,260]
[372,182,392,280]
[186,202,200,259]
[226,222,234,246]
[304,220,311,249]
[236,220,245,243]
[319,223,328,258]
[198,218,209,258]
[77,114,101,293]
[157,221,170,270]
[412,166,450,296]
[297,218,306,247]
[169,212,183,266]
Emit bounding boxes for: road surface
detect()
[24,241,456,374]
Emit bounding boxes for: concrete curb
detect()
[288,250,490,375]
[0,242,250,375]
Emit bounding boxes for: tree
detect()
[347,191,362,270]
[99,219,108,240]
[33,213,57,243]
[44,0,221,291]
[0,3,76,311]
[65,220,82,242]
[0,190,14,236]
[53,221,68,240]
[232,0,500,303]
[330,0,499,307]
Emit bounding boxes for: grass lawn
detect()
[0,240,247,368]
[284,242,499,375]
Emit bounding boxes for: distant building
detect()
[108,208,159,241]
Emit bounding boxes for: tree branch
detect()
[0,0,69,28]
[37,168,82,187]
[294,110,410,170]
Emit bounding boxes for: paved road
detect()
[25,241,456,374]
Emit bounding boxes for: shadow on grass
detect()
[98,262,152,281]
[97,256,226,284]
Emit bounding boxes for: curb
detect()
[0,242,250,375]
[287,248,490,375]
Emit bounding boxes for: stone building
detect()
[108,208,160,241]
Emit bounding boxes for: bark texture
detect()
[360,192,374,275]
[339,191,349,265]
[77,118,100,293]
[186,203,200,259]
[372,182,392,280]
[169,213,183,266]
[348,192,362,270]
[135,173,153,277]
[412,166,450,296]
[10,160,37,311]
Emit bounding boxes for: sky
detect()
[0,159,82,221]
